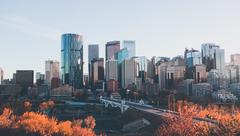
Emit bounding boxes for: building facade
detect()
[201,43,225,72]
[88,44,99,87]
[121,59,137,89]
[231,54,240,65]
[91,58,104,87]
[61,33,83,89]
[105,41,120,61]
[106,59,118,81]
[122,40,136,58]
[45,60,59,85]
[16,70,34,95]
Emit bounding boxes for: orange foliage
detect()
[156,101,240,136]
[0,108,16,128]
[0,101,96,136]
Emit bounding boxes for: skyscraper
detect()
[88,44,99,64]
[45,60,59,85]
[61,33,83,89]
[201,43,225,72]
[231,54,240,65]
[121,59,137,89]
[105,41,120,61]
[0,68,3,85]
[115,48,129,64]
[106,59,118,81]
[91,58,104,87]
[88,44,99,87]
[184,48,202,79]
[123,40,136,58]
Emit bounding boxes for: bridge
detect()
[100,97,217,124]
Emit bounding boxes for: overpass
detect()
[100,97,217,124]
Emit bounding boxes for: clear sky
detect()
[1,0,240,79]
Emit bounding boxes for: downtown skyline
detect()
[1,0,240,78]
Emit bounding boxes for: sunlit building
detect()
[122,40,136,58]
[121,59,137,88]
[45,60,59,85]
[105,41,120,61]
[106,59,118,81]
[61,33,83,89]
[231,54,240,65]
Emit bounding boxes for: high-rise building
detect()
[36,72,45,85]
[91,58,104,87]
[88,44,99,64]
[45,60,59,85]
[0,68,3,85]
[184,48,202,79]
[115,48,129,64]
[106,59,118,81]
[61,33,83,89]
[201,43,225,72]
[105,41,120,61]
[123,40,136,58]
[231,54,240,65]
[185,48,202,68]
[88,44,99,87]
[16,70,34,95]
[121,59,137,89]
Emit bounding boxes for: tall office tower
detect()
[61,33,84,89]
[123,40,136,58]
[121,59,137,89]
[0,68,3,84]
[201,43,225,72]
[16,70,34,95]
[105,41,120,61]
[88,44,99,87]
[106,60,118,81]
[184,48,202,79]
[45,60,59,85]
[115,48,129,64]
[132,56,149,83]
[231,54,240,65]
[91,58,104,86]
[36,72,45,85]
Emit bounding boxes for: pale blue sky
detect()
[1,0,240,79]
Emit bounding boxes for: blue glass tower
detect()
[61,33,83,89]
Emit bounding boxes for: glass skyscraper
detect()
[61,33,83,89]
[115,48,129,64]
[105,41,120,61]
[123,40,136,58]
[201,43,225,72]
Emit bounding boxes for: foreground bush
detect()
[156,101,240,136]
[0,104,96,136]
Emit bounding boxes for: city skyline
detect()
[1,0,240,78]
